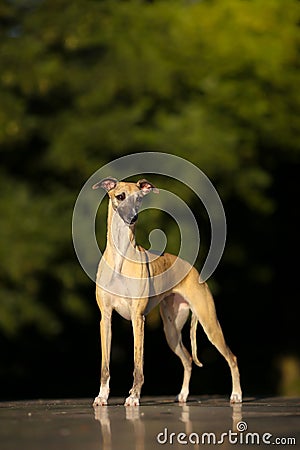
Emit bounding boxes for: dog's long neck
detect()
[105,201,138,273]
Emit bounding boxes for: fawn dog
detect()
[92,177,242,406]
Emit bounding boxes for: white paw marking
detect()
[124,396,140,406]
[93,396,108,406]
[230,393,242,404]
[176,392,188,403]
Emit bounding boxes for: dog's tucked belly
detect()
[110,296,132,320]
[111,295,162,320]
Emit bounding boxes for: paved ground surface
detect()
[0,397,299,449]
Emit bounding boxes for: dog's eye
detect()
[115,193,126,201]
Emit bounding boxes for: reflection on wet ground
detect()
[0,397,299,449]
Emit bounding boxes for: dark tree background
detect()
[0,0,299,400]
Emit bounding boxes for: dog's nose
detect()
[130,214,138,224]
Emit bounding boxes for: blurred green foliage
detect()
[0,0,299,397]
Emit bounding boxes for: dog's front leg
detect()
[125,314,145,406]
[94,310,112,406]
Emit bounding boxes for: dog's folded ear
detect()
[136,179,159,194]
[92,177,118,192]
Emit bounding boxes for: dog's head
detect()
[92,177,159,225]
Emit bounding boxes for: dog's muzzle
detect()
[117,209,138,225]
[115,197,140,225]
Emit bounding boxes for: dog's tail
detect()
[190,313,203,367]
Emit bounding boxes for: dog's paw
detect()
[124,396,140,406]
[230,392,242,404]
[93,396,108,406]
[176,392,188,403]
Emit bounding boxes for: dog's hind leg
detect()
[160,294,192,403]
[177,278,242,403]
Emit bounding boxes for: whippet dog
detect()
[92,177,242,406]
